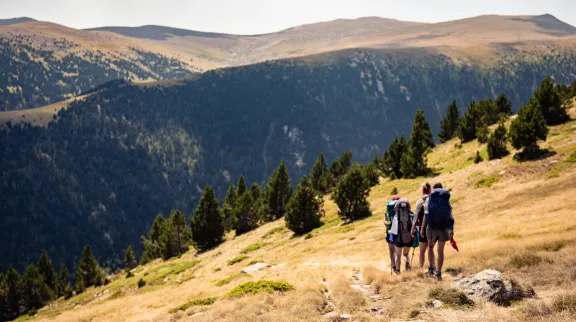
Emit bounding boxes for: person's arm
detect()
[421,213,427,238]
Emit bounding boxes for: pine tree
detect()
[401,110,433,178]
[310,152,328,193]
[75,245,101,289]
[265,159,292,221]
[362,163,380,187]
[5,265,21,320]
[509,103,549,161]
[37,250,56,295]
[0,272,7,320]
[140,214,166,264]
[237,176,247,196]
[329,150,352,185]
[496,93,513,116]
[234,192,259,235]
[285,176,324,234]
[124,245,137,270]
[457,101,478,143]
[57,265,71,298]
[222,184,237,232]
[487,123,509,160]
[531,76,569,125]
[438,100,461,142]
[21,265,51,311]
[332,165,372,221]
[476,124,489,144]
[190,186,225,251]
[381,136,407,179]
[170,209,191,255]
[250,183,265,222]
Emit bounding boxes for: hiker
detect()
[411,183,432,269]
[385,196,400,272]
[421,183,454,280]
[392,198,414,274]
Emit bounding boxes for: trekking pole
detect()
[411,248,415,269]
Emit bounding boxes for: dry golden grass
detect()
[27,117,576,321]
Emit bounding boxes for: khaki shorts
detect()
[426,227,450,242]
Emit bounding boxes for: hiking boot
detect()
[393,268,401,275]
[426,265,435,277]
[434,270,443,281]
[405,261,411,272]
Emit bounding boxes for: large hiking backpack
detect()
[427,188,451,229]
[394,198,413,245]
[385,200,398,231]
[415,195,429,227]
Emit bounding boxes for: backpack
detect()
[426,188,451,229]
[394,198,413,245]
[385,200,398,231]
[415,195,429,227]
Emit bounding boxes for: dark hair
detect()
[433,183,443,189]
[422,182,431,194]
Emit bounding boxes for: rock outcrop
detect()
[453,269,530,306]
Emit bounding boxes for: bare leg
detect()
[436,241,447,272]
[418,241,427,268]
[394,246,402,271]
[428,241,436,270]
[388,243,395,268]
[403,247,411,270]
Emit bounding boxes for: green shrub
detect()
[226,280,294,298]
[568,150,576,163]
[391,187,398,195]
[262,226,285,238]
[241,242,268,254]
[169,297,217,313]
[428,287,474,308]
[474,176,499,188]
[305,232,313,239]
[534,240,566,252]
[215,274,243,287]
[227,255,249,266]
[409,310,420,318]
[126,271,134,278]
[138,278,146,288]
[552,293,576,314]
[473,151,483,164]
[509,253,548,268]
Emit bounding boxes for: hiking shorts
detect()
[426,227,450,243]
[393,235,413,248]
[416,227,427,243]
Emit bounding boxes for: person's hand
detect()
[449,230,454,238]
[411,230,415,238]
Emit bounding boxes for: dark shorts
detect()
[386,232,394,244]
[393,235,413,248]
[426,227,450,243]
[416,226,427,243]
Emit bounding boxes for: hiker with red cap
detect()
[421,182,455,280]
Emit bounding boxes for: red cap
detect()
[391,195,400,200]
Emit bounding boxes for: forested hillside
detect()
[1,47,575,272]
[0,35,196,111]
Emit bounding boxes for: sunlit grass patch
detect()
[227,255,249,266]
[225,280,294,298]
[168,297,217,313]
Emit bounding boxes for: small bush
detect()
[138,278,146,288]
[552,293,576,314]
[428,287,474,308]
[262,226,285,238]
[241,242,268,254]
[305,232,313,239]
[509,253,548,268]
[474,176,499,188]
[28,308,38,316]
[227,255,249,265]
[126,271,134,278]
[568,150,576,163]
[409,310,420,318]
[473,151,483,164]
[215,274,242,287]
[169,297,217,313]
[226,280,294,298]
[533,240,566,252]
[391,187,398,195]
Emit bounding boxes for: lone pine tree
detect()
[124,245,137,270]
[531,76,569,125]
[438,100,461,142]
[190,186,225,251]
[487,123,509,160]
[75,245,102,289]
[509,103,549,160]
[265,159,292,221]
[332,165,371,221]
[310,152,328,193]
[285,176,324,235]
[401,110,434,178]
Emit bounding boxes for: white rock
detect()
[340,313,353,319]
[432,300,443,308]
[241,262,273,274]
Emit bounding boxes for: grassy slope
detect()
[25,113,576,322]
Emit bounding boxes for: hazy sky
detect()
[1,0,575,34]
